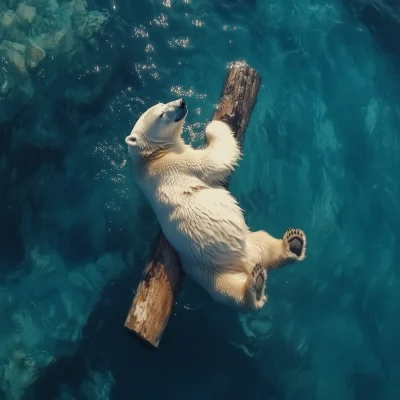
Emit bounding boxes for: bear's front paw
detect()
[205,120,233,142]
[283,228,306,261]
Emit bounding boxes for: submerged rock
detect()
[0,38,46,74]
[16,3,36,24]
[0,40,28,76]
[0,9,17,30]
[25,39,46,69]
[33,29,77,53]
[0,0,111,123]
[71,10,109,39]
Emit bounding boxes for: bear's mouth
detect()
[175,106,188,122]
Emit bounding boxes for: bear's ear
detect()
[125,133,138,147]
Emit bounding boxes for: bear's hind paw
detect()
[247,263,267,310]
[283,227,306,261]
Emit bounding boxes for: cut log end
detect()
[124,62,262,349]
[213,63,262,146]
[124,232,182,349]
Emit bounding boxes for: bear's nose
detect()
[179,98,186,109]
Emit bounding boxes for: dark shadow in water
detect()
[350,373,386,400]
[21,246,309,400]
[344,0,400,63]
[0,111,66,275]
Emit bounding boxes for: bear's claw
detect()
[283,227,306,260]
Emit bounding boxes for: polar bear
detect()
[125,98,306,311]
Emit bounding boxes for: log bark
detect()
[124,62,262,349]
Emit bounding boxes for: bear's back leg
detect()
[204,269,267,311]
[247,229,307,270]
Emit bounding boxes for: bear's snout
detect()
[174,99,188,122]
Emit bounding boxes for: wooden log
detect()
[124,62,262,349]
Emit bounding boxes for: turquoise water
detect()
[1,0,400,399]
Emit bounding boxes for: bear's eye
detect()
[159,112,164,119]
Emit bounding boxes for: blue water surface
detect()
[1,0,400,399]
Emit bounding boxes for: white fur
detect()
[125,99,307,311]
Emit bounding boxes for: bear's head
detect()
[125,98,188,156]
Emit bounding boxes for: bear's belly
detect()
[154,186,249,267]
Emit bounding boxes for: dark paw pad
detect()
[255,274,264,301]
[286,228,305,257]
[288,237,303,256]
[251,263,264,301]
